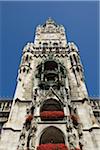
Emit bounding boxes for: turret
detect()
[67,42,88,100]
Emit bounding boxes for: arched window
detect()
[53,43,59,53]
[43,43,48,48]
[53,42,58,47]
[40,99,63,112]
[40,126,65,144]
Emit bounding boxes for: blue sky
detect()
[0,1,99,98]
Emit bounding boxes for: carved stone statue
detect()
[68,132,77,149]
[67,121,80,150]
[31,118,37,132]
[29,128,36,149]
[79,135,84,150]
[29,118,37,149]
[18,134,25,150]
[77,123,83,136]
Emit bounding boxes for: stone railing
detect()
[0,100,12,133]
[90,98,100,124]
[0,100,12,112]
[0,100,12,123]
[90,99,100,110]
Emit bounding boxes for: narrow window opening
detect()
[70,56,73,66]
[76,67,79,72]
[73,54,77,64]
[26,55,28,61]
[23,68,26,73]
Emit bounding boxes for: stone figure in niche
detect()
[77,123,83,137]
[18,134,25,150]
[70,104,80,129]
[25,121,31,131]
[31,118,37,132]
[18,124,28,148]
[29,118,37,149]
[29,128,36,149]
[77,123,84,150]
[33,88,38,102]
[66,118,73,132]
[68,132,77,149]
[67,122,80,150]
[79,135,84,150]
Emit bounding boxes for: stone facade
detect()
[0,18,100,150]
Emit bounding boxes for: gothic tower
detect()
[0,18,100,150]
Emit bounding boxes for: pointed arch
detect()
[40,98,63,112]
[39,126,65,144]
[40,98,64,121]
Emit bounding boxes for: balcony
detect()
[37,144,68,150]
[40,111,64,121]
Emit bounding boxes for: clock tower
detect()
[0,18,100,150]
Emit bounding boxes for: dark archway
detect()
[44,61,58,71]
[40,98,63,112]
[40,99,64,121]
[40,126,65,144]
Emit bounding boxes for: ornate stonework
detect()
[0,18,100,150]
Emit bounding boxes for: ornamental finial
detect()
[46,17,55,24]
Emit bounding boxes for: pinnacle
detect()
[46,17,55,24]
